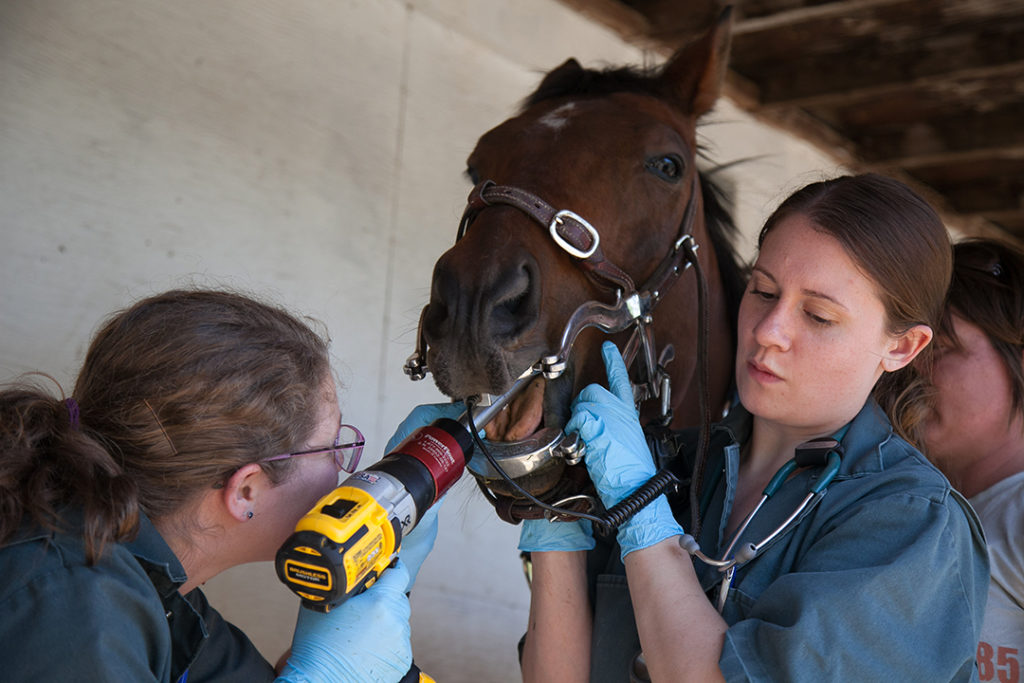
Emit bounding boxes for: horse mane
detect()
[522,62,665,107]
[697,173,748,341]
[523,62,749,345]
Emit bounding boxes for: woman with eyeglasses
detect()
[919,238,1024,677]
[0,289,446,682]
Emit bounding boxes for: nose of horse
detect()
[424,248,541,350]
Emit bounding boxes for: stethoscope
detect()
[679,437,844,612]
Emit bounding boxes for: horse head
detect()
[409,9,745,521]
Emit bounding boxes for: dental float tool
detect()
[457,368,541,433]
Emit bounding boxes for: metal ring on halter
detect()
[543,494,600,522]
[549,209,599,259]
[465,427,568,480]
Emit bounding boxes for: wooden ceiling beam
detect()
[733,0,907,34]
[742,41,1024,107]
[755,60,1024,111]
[554,0,652,43]
[921,176,1024,214]
[868,146,1024,173]
[849,103,1024,165]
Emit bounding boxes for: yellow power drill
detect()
[275,373,534,611]
[275,414,472,610]
[275,379,536,683]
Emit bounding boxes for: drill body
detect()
[276,417,473,611]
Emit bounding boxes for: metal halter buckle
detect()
[549,209,599,259]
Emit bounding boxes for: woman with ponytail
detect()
[0,289,439,683]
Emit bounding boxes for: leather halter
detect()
[405,171,711,523]
[452,173,703,405]
[457,180,637,295]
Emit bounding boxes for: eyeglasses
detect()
[259,423,365,473]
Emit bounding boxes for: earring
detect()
[247,510,254,520]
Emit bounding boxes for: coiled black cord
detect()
[598,468,682,531]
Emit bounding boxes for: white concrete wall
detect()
[0,2,839,681]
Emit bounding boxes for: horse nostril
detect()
[488,261,539,340]
[423,259,461,340]
[422,300,449,339]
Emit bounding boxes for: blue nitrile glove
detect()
[518,517,595,552]
[565,341,684,560]
[384,401,468,453]
[398,499,441,592]
[278,559,413,683]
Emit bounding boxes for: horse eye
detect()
[645,154,684,182]
[464,167,481,185]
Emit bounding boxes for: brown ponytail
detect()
[0,386,139,562]
[0,289,331,563]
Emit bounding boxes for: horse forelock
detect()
[521,64,662,112]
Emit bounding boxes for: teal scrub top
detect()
[587,399,989,682]
[0,511,276,682]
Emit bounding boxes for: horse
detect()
[405,9,747,526]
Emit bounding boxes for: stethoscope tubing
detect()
[680,450,843,613]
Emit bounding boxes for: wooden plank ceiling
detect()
[558,0,1024,242]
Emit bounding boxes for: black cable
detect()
[597,468,682,529]
[464,402,614,534]
[466,399,683,536]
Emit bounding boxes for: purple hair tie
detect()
[65,398,80,429]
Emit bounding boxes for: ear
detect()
[221,463,267,523]
[882,324,934,372]
[531,57,584,101]
[658,5,733,117]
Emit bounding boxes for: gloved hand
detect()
[518,517,594,553]
[278,559,413,683]
[385,401,468,453]
[398,499,441,592]
[566,341,684,559]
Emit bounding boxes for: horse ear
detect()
[528,58,586,106]
[537,58,584,90]
[658,5,734,117]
